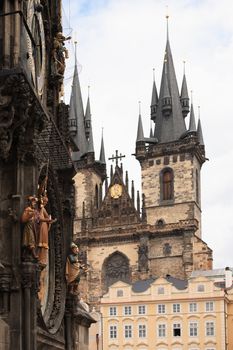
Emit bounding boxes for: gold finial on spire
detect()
[88,85,90,98]
[138,101,141,115]
[74,40,78,64]
[198,105,200,119]
[153,68,155,81]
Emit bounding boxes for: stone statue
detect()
[65,243,88,295]
[21,196,39,260]
[37,195,57,268]
[52,32,71,76]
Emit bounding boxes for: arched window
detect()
[102,252,130,290]
[161,168,174,201]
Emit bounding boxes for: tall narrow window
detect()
[95,184,99,209]
[196,169,199,203]
[161,168,173,201]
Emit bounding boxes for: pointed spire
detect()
[69,41,88,160]
[87,124,94,153]
[180,61,190,118]
[136,102,144,142]
[161,58,172,117]
[99,128,106,164]
[137,190,140,214]
[188,94,196,133]
[125,171,129,192]
[84,86,92,138]
[150,68,158,122]
[153,18,187,143]
[131,180,135,205]
[197,106,204,146]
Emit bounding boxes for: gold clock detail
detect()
[110,184,123,199]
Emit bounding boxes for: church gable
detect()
[92,165,140,227]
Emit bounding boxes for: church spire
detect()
[188,102,196,133]
[99,129,106,164]
[153,17,187,143]
[69,42,88,160]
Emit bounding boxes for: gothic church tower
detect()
[136,24,205,238]
[74,21,212,309]
[69,52,106,235]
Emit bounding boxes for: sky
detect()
[61,0,233,269]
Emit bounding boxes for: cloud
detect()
[62,0,233,269]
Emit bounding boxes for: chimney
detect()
[225,267,232,289]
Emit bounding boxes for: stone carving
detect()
[104,252,130,288]
[138,243,149,271]
[163,243,172,256]
[0,75,47,161]
[65,243,88,295]
[21,196,40,261]
[52,32,71,77]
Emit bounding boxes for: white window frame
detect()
[173,323,181,337]
[124,305,132,316]
[205,301,214,312]
[189,302,197,312]
[206,321,215,336]
[124,324,133,338]
[109,325,117,339]
[138,324,146,338]
[109,306,117,316]
[173,303,181,313]
[158,323,166,338]
[189,321,198,337]
[138,305,146,315]
[157,304,166,314]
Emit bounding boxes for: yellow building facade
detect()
[100,269,233,350]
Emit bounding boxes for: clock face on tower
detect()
[110,184,123,199]
[26,0,46,97]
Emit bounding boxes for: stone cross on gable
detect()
[108,150,125,167]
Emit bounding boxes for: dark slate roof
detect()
[132,278,156,293]
[188,103,197,132]
[136,114,144,142]
[197,117,204,146]
[165,274,188,290]
[153,39,187,143]
[180,73,189,100]
[99,133,106,164]
[151,79,158,106]
[69,63,88,161]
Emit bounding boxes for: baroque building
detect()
[71,21,213,309]
[101,268,233,350]
[0,1,94,349]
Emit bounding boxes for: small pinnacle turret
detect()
[150,69,158,122]
[180,63,190,118]
[84,90,91,139]
[197,107,204,146]
[99,131,106,164]
[188,103,196,133]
